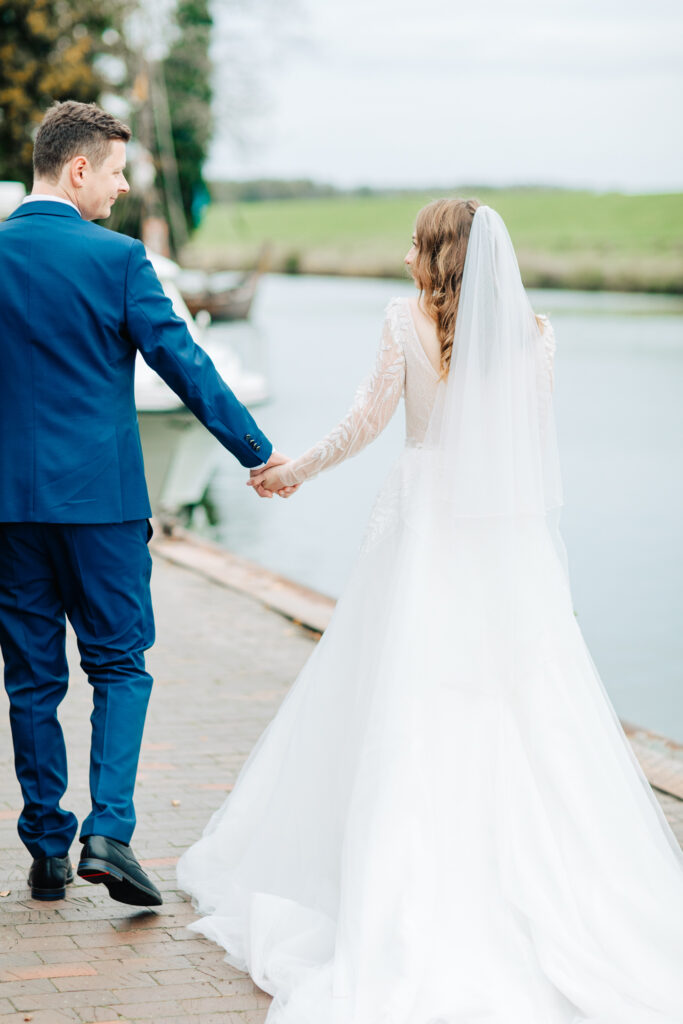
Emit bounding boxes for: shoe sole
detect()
[77,858,162,907]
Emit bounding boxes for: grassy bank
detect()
[182,189,683,293]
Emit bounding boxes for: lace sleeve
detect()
[278,307,406,486]
[537,314,556,390]
[536,314,556,428]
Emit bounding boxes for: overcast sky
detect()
[205,0,682,191]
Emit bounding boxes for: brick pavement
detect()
[1,543,682,1024]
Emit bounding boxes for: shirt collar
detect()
[22,194,81,216]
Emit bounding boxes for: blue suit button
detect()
[246,434,252,441]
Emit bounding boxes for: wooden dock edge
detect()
[150,522,335,636]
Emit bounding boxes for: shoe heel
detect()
[77,858,124,883]
[31,886,66,901]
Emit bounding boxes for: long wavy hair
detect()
[411,198,481,376]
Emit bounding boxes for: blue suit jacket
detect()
[0,201,272,523]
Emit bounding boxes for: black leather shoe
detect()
[28,855,74,901]
[77,835,162,907]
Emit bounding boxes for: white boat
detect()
[0,181,26,220]
[135,249,269,412]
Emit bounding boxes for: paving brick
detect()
[161,1016,245,1024]
[1,936,79,954]
[110,908,191,932]
[0,978,57,998]
[0,954,42,975]
[78,1018,131,1024]
[110,1001,186,1020]
[183,993,271,1013]
[129,940,210,959]
[0,909,58,927]
[2,963,97,982]
[92,956,191,973]
[54,905,138,924]
[184,958,245,981]
[51,972,154,992]
[0,1011,80,1024]
[110,982,220,1005]
[72,932,155,950]
[236,1012,273,1024]
[44,946,135,964]
[16,921,117,939]
[179,996,238,1014]
[78,1019,131,1024]
[9,987,118,1011]
[147,967,216,985]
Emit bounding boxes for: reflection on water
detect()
[138,275,683,742]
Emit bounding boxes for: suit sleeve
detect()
[124,240,272,468]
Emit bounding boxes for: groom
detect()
[0,100,285,906]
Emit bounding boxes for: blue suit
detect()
[0,201,272,857]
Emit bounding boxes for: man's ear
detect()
[69,155,88,187]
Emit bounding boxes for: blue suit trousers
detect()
[0,521,155,858]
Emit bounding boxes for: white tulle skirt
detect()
[177,450,683,1024]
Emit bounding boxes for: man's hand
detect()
[249,451,299,498]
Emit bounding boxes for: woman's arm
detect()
[536,314,556,431]
[536,314,556,391]
[253,308,406,492]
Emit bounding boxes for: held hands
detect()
[248,451,299,499]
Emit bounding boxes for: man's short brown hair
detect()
[33,100,132,182]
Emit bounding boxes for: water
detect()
[141,274,683,742]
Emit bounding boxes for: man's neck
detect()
[31,181,81,213]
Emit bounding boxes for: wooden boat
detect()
[178,245,271,322]
[136,249,269,412]
[179,267,260,321]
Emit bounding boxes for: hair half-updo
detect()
[411,198,480,376]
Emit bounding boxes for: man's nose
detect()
[120,176,130,194]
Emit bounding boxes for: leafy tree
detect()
[151,0,295,243]
[107,0,214,249]
[0,0,131,186]
[1,0,291,248]
[161,0,213,235]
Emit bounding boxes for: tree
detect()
[1,0,292,247]
[148,0,294,243]
[161,0,213,234]
[0,0,131,186]
[106,0,214,249]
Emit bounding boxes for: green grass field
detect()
[183,190,683,293]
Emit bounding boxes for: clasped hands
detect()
[247,451,299,499]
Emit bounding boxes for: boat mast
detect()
[150,59,188,254]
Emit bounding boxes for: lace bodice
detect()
[278,298,555,487]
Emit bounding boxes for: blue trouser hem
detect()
[21,818,79,860]
[79,816,136,846]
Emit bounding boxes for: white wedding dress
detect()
[178,210,683,1024]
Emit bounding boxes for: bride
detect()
[177,200,683,1023]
